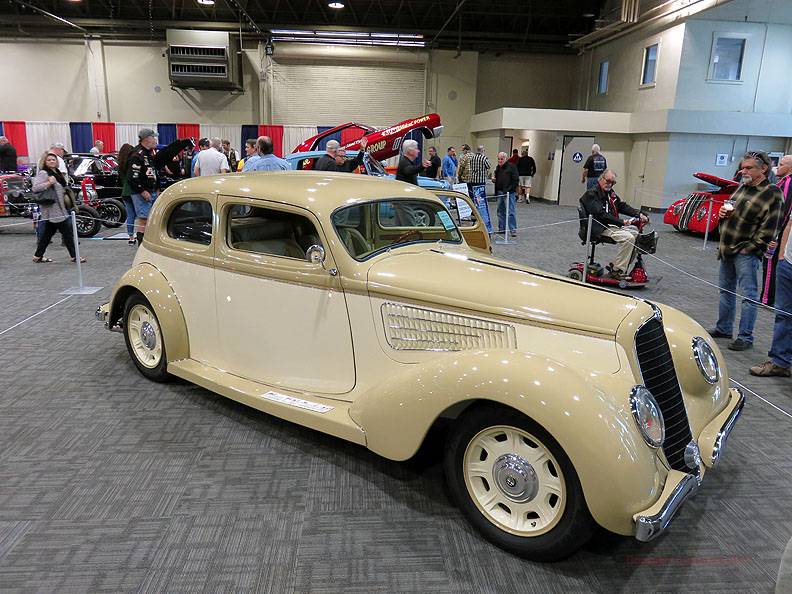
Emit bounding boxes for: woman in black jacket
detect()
[32,153,84,263]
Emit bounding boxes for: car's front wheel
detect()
[123,293,170,382]
[444,404,593,560]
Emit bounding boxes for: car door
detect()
[431,190,492,254]
[213,195,356,395]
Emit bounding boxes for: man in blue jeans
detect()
[750,216,792,377]
[711,151,784,351]
[493,151,519,237]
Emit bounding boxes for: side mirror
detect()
[306,244,325,266]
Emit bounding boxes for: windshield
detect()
[332,198,462,260]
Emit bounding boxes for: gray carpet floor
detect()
[0,202,789,593]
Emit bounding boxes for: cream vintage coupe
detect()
[97,171,744,560]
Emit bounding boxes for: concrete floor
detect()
[0,202,789,593]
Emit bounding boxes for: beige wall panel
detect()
[429,50,479,153]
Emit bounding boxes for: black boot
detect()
[136,231,144,246]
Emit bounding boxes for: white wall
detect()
[675,19,792,114]
[581,22,685,113]
[428,50,479,154]
[509,131,560,200]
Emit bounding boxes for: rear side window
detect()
[167,200,213,245]
[227,204,322,261]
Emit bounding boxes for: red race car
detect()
[292,113,444,162]
[664,172,738,234]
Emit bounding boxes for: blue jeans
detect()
[123,196,136,236]
[131,192,157,219]
[769,259,792,368]
[497,191,517,232]
[716,253,761,342]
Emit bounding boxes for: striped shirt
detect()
[718,178,784,258]
[458,152,491,184]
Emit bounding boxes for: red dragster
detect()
[292,113,444,161]
[664,172,738,234]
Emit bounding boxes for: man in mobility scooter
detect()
[569,169,658,289]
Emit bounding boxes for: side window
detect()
[641,43,659,86]
[167,200,213,245]
[227,204,322,261]
[597,61,609,95]
[436,194,478,228]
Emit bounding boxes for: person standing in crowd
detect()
[442,146,457,184]
[457,144,472,185]
[117,143,137,245]
[237,139,256,171]
[581,144,607,190]
[89,140,104,156]
[517,147,536,204]
[128,128,159,246]
[493,152,519,237]
[194,137,230,177]
[49,143,69,175]
[580,169,647,279]
[314,140,343,172]
[0,136,18,172]
[750,213,792,378]
[761,155,792,306]
[244,136,289,171]
[190,138,209,177]
[711,151,784,351]
[396,139,430,186]
[333,137,368,172]
[222,139,238,172]
[508,149,519,167]
[458,144,492,234]
[424,146,442,180]
[31,153,83,263]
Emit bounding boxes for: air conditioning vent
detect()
[170,63,228,78]
[381,302,517,352]
[170,45,226,58]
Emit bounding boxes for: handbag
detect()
[63,187,76,210]
[34,185,57,205]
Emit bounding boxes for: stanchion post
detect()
[583,214,593,285]
[702,196,713,251]
[60,210,102,295]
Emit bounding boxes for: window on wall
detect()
[597,61,609,94]
[709,36,746,81]
[641,44,659,86]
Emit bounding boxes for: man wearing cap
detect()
[127,128,159,245]
[49,143,69,176]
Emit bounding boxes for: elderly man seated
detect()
[580,169,648,279]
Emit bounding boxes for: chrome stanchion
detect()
[61,210,102,295]
[702,197,714,251]
[582,214,593,285]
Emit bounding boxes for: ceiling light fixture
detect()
[328,2,345,8]
[197,0,215,5]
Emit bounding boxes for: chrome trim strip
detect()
[711,387,746,468]
[634,473,700,542]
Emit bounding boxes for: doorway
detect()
[558,135,594,206]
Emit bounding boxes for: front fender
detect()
[109,263,189,362]
[351,349,663,535]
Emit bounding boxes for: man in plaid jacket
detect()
[711,151,784,351]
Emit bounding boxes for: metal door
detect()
[559,136,595,206]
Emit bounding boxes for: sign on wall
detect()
[572,151,583,163]
[715,153,729,167]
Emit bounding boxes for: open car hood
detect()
[366,249,644,336]
[693,171,738,190]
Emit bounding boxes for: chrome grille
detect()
[635,313,693,471]
[381,303,516,352]
[678,193,708,231]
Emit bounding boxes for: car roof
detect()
[162,170,442,216]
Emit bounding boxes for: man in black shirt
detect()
[335,137,369,173]
[424,146,442,179]
[581,144,607,190]
[494,152,520,236]
[128,128,159,245]
[0,136,17,172]
[315,137,368,172]
[396,139,430,186]
[517,148,536,203]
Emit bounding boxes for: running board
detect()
[168,359,367,446]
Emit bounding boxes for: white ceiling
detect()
[693,0,792,25]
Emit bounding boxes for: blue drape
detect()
[0,122,4,136]
[240,125,259,154]
[157,124,177,146]
[316,126,341,151]
[69,122,93,153]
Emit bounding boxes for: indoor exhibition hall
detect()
[0,0,791,592]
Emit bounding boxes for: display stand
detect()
[61,211,102,295]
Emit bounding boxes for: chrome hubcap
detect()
[140,322,156,350]
[492,453,538,503]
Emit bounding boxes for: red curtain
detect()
[91,122,116,152]
[177,123,200,141]
[3,121,28,157]
[341,126,366,147]
[258,125,284,157]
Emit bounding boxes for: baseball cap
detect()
[138,128,159,140]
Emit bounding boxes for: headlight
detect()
[630,385,665,448]
[692,336,720,384]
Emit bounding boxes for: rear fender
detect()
[109,263,189,362]
[351,349,662,535]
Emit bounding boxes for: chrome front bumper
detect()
[634,386,745,542]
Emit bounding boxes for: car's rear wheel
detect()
[98,198,125,229]
[123,294,170,382]
[444,404,593,560]
[75,205,102,237]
